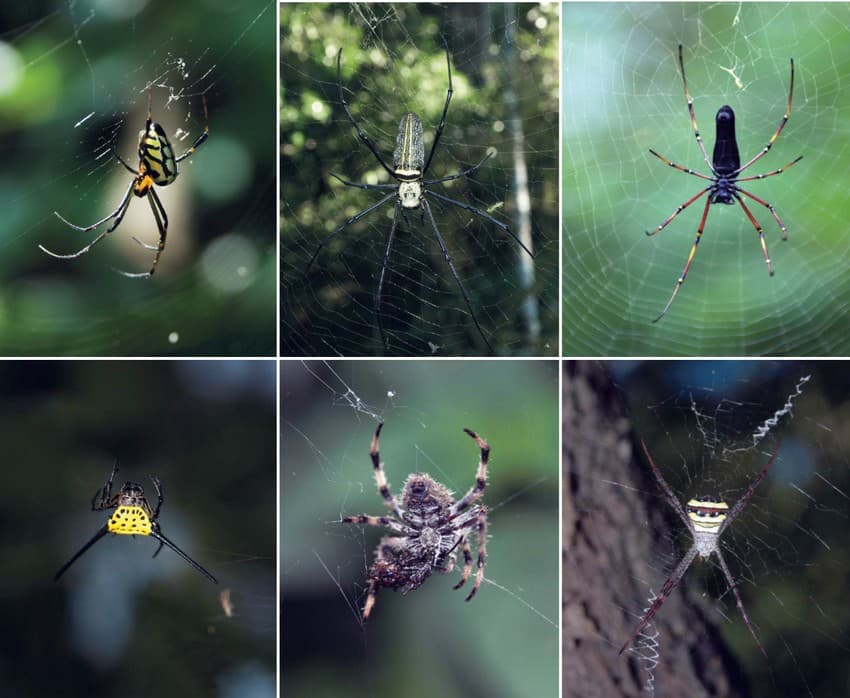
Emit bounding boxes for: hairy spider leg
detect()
[452,505,488,601]
[369,423,404,519]
[451,428,490,515]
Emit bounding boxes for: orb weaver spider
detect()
[40,93,209,278]
[54,461,217,584]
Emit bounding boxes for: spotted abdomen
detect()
[139,122,178,186]
[108,505,153,536]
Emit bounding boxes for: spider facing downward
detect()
[342,423,489,621]
[41,93,208,278]
[619,439,782,657]
[54,461,217,584]
[647,45,803,322]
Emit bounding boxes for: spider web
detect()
[609,362,850,697]
[564,3,849,356]
[0,1,275,356]
[281,359,559,697]
[281,3,559,356]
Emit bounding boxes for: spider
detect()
[306,42,534,353]
[619,439,782,657]
[646,45,803,322]
[341,422,489,621]
[40,93,209,278]
[54,461,217,584]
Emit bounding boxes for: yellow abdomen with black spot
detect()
[138,122,178,188]
[108,505,153,536]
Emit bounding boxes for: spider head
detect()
[117,481,148,507]
[398,180,422,209]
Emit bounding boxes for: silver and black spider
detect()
[619,439,782,657]
[54,460,217,584]
[306,42,534,353]
[647,45,803,322]
[342,423,489,621]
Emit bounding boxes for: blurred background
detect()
[0,1,275,355]
[281,3,559,356]
[0,360,276,697]
[282,360,558,697]
[564,3,847,356]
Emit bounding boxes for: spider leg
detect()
[369,423,405,519]
[733,193,774,276]
[619,545,699,655]
[427,190,534,259]
[112,146,138,175]
[639,439,692,530]
[421,39,453,177]
[374,201,401,353]
[452,536,473,589]
[647,149,715,182]
[645,186,711,237]
[362,577,380,621]
[734,58,795,176]
[736,186,793,242]
[677,45,715,174]
[722,440,782,532]
[328,172,396,190]
[734,155,803,185]
[421,198,494,353]
[341,514,411,536]
[92,459,120,511]
[111,187,167,278]
[652,195,712,323]
[54,524,110,582]
[305,192,395,275]
[337,49,395,178]
[451,428,490,515]
[150,523,217,584]
[463,506,488,601]
[173,94,209,163]
[423,152,492,186]
[715,548,767,656]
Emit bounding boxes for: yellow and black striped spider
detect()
[619,439,782,657]
[40,93,209,278]
[54,461,217,584]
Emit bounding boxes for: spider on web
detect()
[341,422,489,620]
[306,41,534,353]
[54,460,217,584]
[619,438,782,657]
[645,45,802,322]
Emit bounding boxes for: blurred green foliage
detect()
[564,3,849,356]
[0,2,275,355]
[282,3,559,356]
[282,360,559,697]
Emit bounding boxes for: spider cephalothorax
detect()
[342,423,489,620]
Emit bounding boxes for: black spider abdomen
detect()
[712,105,740,176]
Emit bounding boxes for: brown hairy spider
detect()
[342,422,489,620]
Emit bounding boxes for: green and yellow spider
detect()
[40,93,209,278]
[54,461,217,584]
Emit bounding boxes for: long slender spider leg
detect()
[639,439,692,530]
[450,428,489,515]
[54,525,110,582]
[427,190,534,259]
[422,39,453,177]
[328,172,396,190]
[735,155,803,184]
[149,524,217,584]
[423,152,492,186]
[174,94,209,163]
[620,546,699,655]
[734,57,795,176]
[421,198,494,353]
[92,459,120,510]
[736,187,791,241]
[645,186,711,237]
[374,201,401,353]
[41,182,136,260]
[715,548,767,656]
[337,49,395,178]
[370,423,405,519]
[722,440,782,531]
[305,192,395,275]
[112,146,138,175]
[733,193,774,277]
[115,188,168,278]
[652,195,712,323]
[677,44,714,173]
[647,149,715,182]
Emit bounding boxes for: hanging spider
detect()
[341,423,489,621]
[646,45,803,322]
[54,461,217,584]
[306,42,534,353]
[40,93,209,278]
[619,439,782,657]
